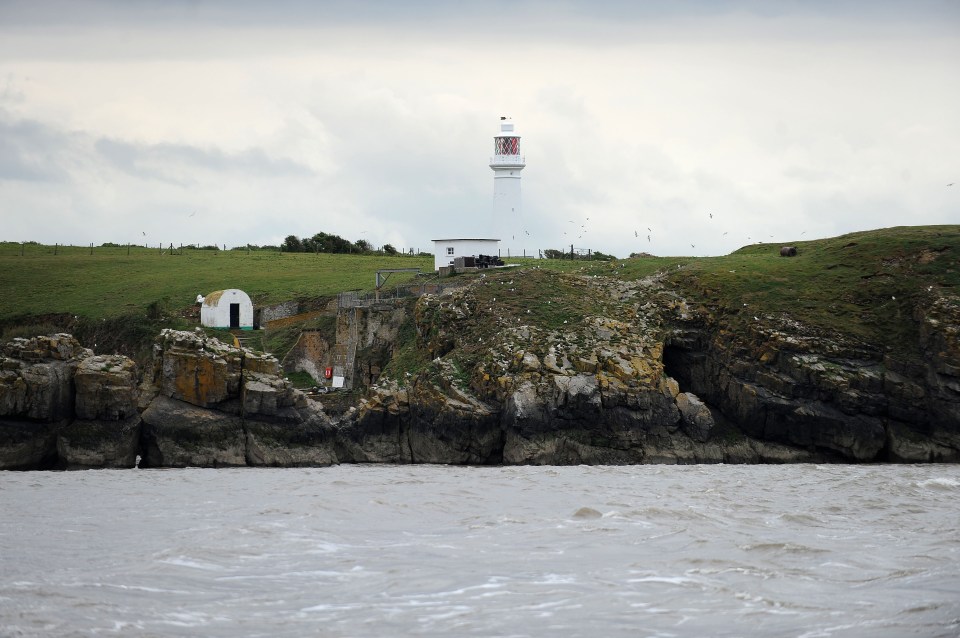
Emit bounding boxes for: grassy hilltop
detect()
[377,225,957,382]
[1,226,957,365]
[0,244,433,320]
[0,244,433,357]
[659,225,959,356]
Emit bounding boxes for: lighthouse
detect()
[490,116,525,251]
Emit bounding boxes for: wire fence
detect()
[337,282,463,309]
[0,242,434,258]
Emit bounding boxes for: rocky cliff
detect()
[346,262,960,465]
[0,335,139,469]
[0,331,340,470]
[2,241,958,469]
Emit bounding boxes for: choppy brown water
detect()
[1,464,958,637]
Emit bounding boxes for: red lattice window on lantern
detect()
[495,137,520,155]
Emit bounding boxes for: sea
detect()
[1,464,958,637]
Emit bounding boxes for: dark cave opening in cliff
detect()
[662,344,697,395]
[663,342,743,440]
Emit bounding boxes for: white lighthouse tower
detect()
[490,116,525,252]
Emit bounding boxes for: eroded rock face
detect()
[0,335,94,468]
[341,377,501,464]
[139,330,338,467]
[345,269,960,465]
[663,294,960,463]
[62,353,142,468]
[4,264,958,469]
[676,392,714,442]
[57,416,141,469]
[141,395,246,467]
[0,330,340,469]
[246,402,338,467]
[339,275,717,465]
[152,330,243,408]
[0,334,91,422]
[0,419,60,470]
[75,355,138,421]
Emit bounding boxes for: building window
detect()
[447,247,455,255]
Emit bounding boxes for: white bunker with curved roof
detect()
[200,289,254,330]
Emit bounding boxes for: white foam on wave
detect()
[396,581,506,601]
[158,611,218,628]
[531,573,578,585]
[917,477,959,489]
[626,575,699,586]
[158,557,225,571]
[105,583,193,595]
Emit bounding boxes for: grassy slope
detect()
[3,226,956,364]
[653,225,960,357]
[391,226,958,380]
[0,244,433,320]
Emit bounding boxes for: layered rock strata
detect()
[347,269,960,464]
[0,335,139,469]
[0,331,338,470]
[1,266,958,469]
[138,329,337,467]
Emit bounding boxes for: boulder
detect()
[676,392,714,442]
[241,371,302,419]
[0,334,91,422]
[0,418,60,470]
[341,377,501,464]
[156,331,240,408]
[0,335,93,469]
[74,355,138,421]
[245,403,338,467]
[57,416,142,468]
[140,395,246,467]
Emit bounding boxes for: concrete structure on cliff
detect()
[431,238,501,272]
[200,289,253,330]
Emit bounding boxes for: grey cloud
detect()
[94,138,315,184]
[0,116,71,182]
[3,0,955,31]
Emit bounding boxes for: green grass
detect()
[285,370,318,389]
[659,225,960,356]
[0,244,432,320]
[3,227,956,368]
[379,308,430,381]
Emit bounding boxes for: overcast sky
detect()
[1,0,958,258]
